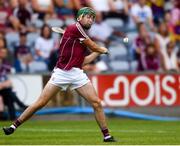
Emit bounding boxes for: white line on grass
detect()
[20,128,173,133]
[4,145,179,146]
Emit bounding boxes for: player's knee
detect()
[92,99,102,110]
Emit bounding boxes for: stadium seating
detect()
[5,32,19,52]
[32,19,44,28]
[27,32,40,48]
[109,60,130,72]
[130,60,138,72]
[126,31,138,44]
[108,43,128,61]
[104,18,124,29]
[65,18,76,26]
[46,18,64,28]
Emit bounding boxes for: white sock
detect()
[104,135,111,140]
[10,125,16,130]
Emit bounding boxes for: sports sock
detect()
[10,119,21,130]
[101,127,111,139]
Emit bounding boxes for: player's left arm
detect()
[82,38,109,54]
[82,52,100,66]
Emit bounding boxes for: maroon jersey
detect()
[56,22,89,70]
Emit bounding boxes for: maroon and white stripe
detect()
[76,22,89,39]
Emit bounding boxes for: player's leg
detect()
[17,83,60,122]
[3,83,60,135]
[76,82,116,142]
[76,82,107,128]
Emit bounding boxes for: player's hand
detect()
[104,49,110,56]
[100,47,109,54]
[104,50,110,55]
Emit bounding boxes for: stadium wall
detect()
[9,73,180,117]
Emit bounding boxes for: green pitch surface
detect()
[1,119,180,145]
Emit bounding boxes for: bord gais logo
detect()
[91,75,179,107]
[103,75,177,106]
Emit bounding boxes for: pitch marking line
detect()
[20,128,173,133]
[4,145,180,146]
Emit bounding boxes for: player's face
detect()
[80,14,95,29]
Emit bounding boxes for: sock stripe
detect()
[101,127,110,138]
[13,119,21,128]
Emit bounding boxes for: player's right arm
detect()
[82,38,109,54]
[75,22,109,54]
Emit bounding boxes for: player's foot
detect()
[3,127,15,135]
[104,136,117,142]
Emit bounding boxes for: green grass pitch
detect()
[0,119,180,145]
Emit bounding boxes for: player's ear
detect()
[77,14,83,21]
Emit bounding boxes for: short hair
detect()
[76,7,96,20]
[40,24,52,39]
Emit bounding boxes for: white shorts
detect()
[48,67,90,90]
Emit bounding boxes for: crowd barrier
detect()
[9,73,180,120]
[10,73,180,107]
